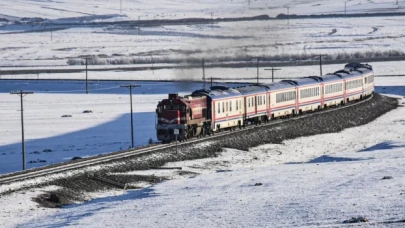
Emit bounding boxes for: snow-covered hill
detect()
[1,0,404,20]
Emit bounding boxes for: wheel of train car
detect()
[202,127,206,137]
[238,121,242,129]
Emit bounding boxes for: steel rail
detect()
[0,94,374,186]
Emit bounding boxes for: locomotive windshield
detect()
[162,105,185,111]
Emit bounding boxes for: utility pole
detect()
[345,1,347,15]
[85,57,89,94]
[151,54,154,74]
[51,29,53,41]
[202,58,206,89]
[209,77,222,87]
[10,90,34,171]
[120,84,141,148]
[313,54,327,76]
[264,67,281,83]
[120,0,122,14]
[256,57,260,84]
[286,6,290,25]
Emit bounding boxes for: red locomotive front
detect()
[156,94,211,142]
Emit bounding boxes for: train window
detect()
[236,100,238,111]
[218,102,220,114]
[252,97,254,106]
[248,98,250,107]
[222,102,225,113]
[230,101,232,112]
[226,102,228,112]
[239,100,241,109]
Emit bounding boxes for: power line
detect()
[120,84,141,148]
[264,67,281,83]
[30,85,121,93]
[10,90,34,171]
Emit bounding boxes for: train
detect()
[155,62,374,142]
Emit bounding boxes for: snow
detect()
[0,62,403,174]
[1,1,405,227]
[1,0,403,21]
[0,74,403,228]
[2,61,405,83]
[1,2,405,68]
[0,93,166,174]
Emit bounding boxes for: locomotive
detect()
[156,63,374,142]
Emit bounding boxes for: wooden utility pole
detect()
[202,58,206,89]
[264,67,281,83]
[10,90,34,171]
[256,58,260,84]
[313,54,327,76]
[120,84,141,148]
[345,1,347,15]
[85,57,89,94]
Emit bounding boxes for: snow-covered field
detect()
[2,61,405,83]
[1,0,405,68]
[1,78,404,227]
[1,1,405,227]
[1,0,403,20]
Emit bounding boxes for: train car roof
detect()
[289,76,323,87]
[345,62,373,71]
[233,84,268,95]
[264,81,296,91]
[322,73,344,83]
[192,86,242,100]
[343,62,373,78]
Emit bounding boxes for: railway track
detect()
[0,94,374,187]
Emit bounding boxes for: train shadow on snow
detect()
[359,141,405,152]
[0,112,156,175]
[286,155,373,165]
[375,86,405,97]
